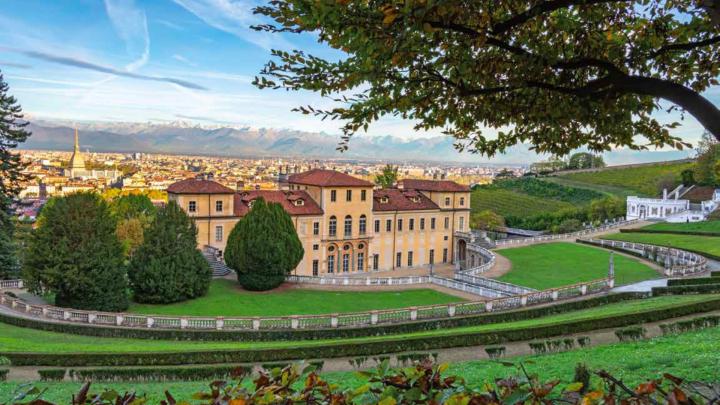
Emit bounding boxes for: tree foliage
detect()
[589,196,626,221]
[109,194,157,258]
[471,209,505,231]
[23,192,128,311]
[0,210,18,279]
[567,153,605,170]
[0,71,31,213]
[254,0,720,155]
[374,164,399,188]
[129,201,211,304]
[224,198,304,291]
[694,132,720,186]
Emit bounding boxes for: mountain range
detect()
[21,119,693,165]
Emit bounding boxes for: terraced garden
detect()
[549,161,693,197]
[496,242,660,290]
[2,325,719,403]
[470,188,575,218]
[603,232,720,259]
[129,280,463,317]
[629,220,720,235]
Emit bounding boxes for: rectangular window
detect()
[215,200,223,213]
[374,219,380,233]
[431,217,436,230]
[445,197,451,206]
[396,252,402,268]
[459,216,465,231]
[330,190,337,202]
[429,249,435,265]
[444,217,450,229]
[313,244,319,251]
[397,219,403,232]
[357,252,364,272]
[442,248,448,263]
[420,218,425,230]
[342,253,350,273]
[312,260,319,276]
[361,190,367,201]
[373,254,379,270]
[409,218,415,231]
[386,219,392,232]
[407,251,413,267]
[327,255,335,273]
[188,201,197,213]
[346,189,352,202]
[460,197,465,206]
[313,222,319,235]
[215,225,223,242]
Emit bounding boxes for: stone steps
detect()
[202,250,233,278]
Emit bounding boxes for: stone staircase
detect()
[202,247,233,277]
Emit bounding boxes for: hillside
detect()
[547,161,694,197]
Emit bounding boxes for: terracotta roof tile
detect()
[234,190,323,216]
[397,179,469,192]
[373,189,439,212]
[288,169,373,187]
[167,178,235,194]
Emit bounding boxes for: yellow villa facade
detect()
[167,169,471,276]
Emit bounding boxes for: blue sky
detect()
[0,0,717,153]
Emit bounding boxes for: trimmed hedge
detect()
[667,278,720,286]
[619,229,720,237]
[659,315,720,335]
[615,326,646,342]
[69,364,252,382]
[38,368,66,381]
[484,346,506,359]
[712,271,720,277]
[0,293,647,342]
[652,284,720,296]
[4,296,720,367]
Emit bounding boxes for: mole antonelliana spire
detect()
[68,128,86,172]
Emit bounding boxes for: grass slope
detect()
[497,242,660,290]
[634,220,720,235]
[0,295,710,353]
[471,188,575,218]
[552,161,694,197]
[603,232,720,258]
[3,326,720,403]
[129,280,463,317]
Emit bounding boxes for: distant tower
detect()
[67,128,86,177]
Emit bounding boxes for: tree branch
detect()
[649,35,720,58]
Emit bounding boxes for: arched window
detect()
[359,215,367,235]
[344,215,352,237]
[329,216,337,236]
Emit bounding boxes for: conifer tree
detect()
[23,192,128,311]
[0,211,18,279]
[129,201,211,304]
[225,198,304,291]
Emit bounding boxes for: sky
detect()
[0,0,717,159]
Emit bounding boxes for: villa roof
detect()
[373,188,439,212]
[397,179,470,192]
[234,190,323,216]
[288,169,373,187]
[167,178,235,194]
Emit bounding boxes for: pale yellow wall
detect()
[169,193,235,218]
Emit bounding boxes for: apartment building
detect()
[167,169,470,276]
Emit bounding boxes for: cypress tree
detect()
[0,211,18,279]
[129,201,211,304]
[225,198,304,291]
[23,192,128,311]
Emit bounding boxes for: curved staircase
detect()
[202,246,233,277]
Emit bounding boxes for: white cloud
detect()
[171,0,293,51]
[103,0,150,71]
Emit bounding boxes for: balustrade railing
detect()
[494,219,638,247]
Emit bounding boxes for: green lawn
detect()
[497,242,660,290]
[634,220,720,235]
[3,325,720,403]
[471,188,575,218]
[552,161,694,197]
[541,177,636,198]
[0,294,711,354]
[129,280,463,317]
[603,232,720,258]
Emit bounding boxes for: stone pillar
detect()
[370,311,379,324]
[520,295,528,306]
[331,314,339,328]
[410,307,418,321]
[447,305,456,317]
[580,285,587,295]
[63,310,71,320]
[216,317,224,330]
[115,314,124,326]
[291,316,299,329]
[485,301,493,312]
[180,318,188,329]
[88,313,96,324]
[551,291,559,301]
[252,317,260,330]
[147,317,154,328]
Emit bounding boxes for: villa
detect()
[168,169,471,276]
[626,185,720,222]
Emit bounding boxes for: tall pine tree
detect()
[129,201,211,304]
[225,198,304,291]
[23,192,129,311]
[0,71,31,279]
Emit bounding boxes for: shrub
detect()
[129,201,211,304]
[553,219,583,234]
[667,278,720,286]
[23,192,128,311]
[0,356,9,382]
[0,369,7,382]
[484,346,506,359]
[69,365,252,382]
[576,336,591,347]
[225,198,303,291]
[38,368,66,381]
[652,284,720,296]
[615,326,646,342]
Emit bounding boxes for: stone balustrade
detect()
[494,219,638,247]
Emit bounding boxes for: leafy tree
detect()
[109,194,157,258]
[681,169,696,186]
[0,211,18,279]
[567,153,605,170]
[254,1,720,156]
[589,196,625,222]
[694,133,720,186]
[225,198,304,291]
[23,192,128,311]
[553,218,583,234]
[530,158,566,174]
[471,210,505,231]
[129,201,211,304]
[656,173,679,195]
[116,217,145,258]
[374,164,399,188]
